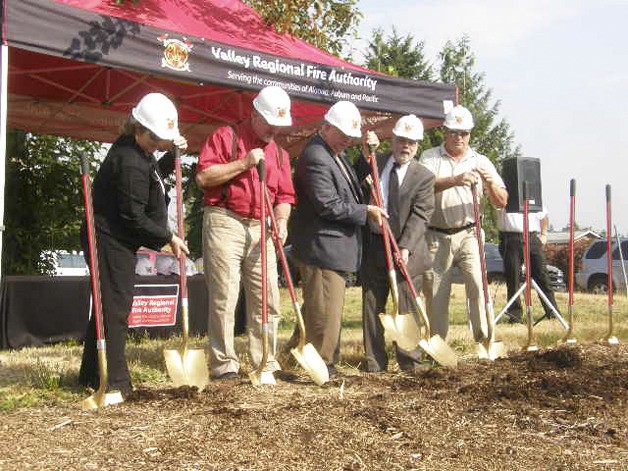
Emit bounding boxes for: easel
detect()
[493,182,570,350]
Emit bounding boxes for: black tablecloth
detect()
[0,275,245,349]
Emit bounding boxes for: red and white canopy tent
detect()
[0,0,456,277]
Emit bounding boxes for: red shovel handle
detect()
[606,184,613,307]
[470,185,490,303]
[568,179,576,306]
[80,155,105,343]
[173,147,188,299]
[258,160,268,326]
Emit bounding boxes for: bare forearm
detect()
[487,185,508,208]
[273,203,291,222]
[434,175,460,192]
[195,159,252,189]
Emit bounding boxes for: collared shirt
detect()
[196,120,296,219]
[498,206,548,233]
[378,156,410,210]
[419,144,505,229]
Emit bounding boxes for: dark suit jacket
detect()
[292,134,369,272]
[362,152,435,276]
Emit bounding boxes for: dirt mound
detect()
[1,343,627,470]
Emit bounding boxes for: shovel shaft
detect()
[470,185,495,341]
[173,147,190,344]
[80,154,113,402]
[605,184,614,338]
[262,187,307,347]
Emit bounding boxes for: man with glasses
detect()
[195,86,295,380]
[419,105,508,344]
[358,115,435,373]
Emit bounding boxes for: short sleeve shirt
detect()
[196,120,296,219]
[419,144,505,229]
[497,206,548,233]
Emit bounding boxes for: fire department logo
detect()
[277,107,287,118]
[352,119,360,130]
[158,34,192,72]
[166,118,175,130]
[455,116,464,124]
[403,123,413,133]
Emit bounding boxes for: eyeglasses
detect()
[396,137,419,146]
[447,129,470,137]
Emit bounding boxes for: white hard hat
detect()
[392,114,424,141]
[253,86,292,126]
[131,93,180,140]
[324,101,362,138]
[444,105,474,131]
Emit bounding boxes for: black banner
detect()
[6,0,455,118]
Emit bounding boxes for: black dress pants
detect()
[498,231,559,319]
[360,236,423,372]
[79,230,136,395]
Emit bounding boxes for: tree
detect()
[364,28,433,81]
[3,130,103,275]
[244,0,362,56]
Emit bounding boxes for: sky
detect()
[350,0,628,235]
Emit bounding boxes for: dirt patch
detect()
[1,344,627,470]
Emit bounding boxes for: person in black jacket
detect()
[78,93,189,397]
[289,101,385,375]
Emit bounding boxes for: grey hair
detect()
[120,116,146,136]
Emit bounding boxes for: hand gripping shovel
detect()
[470,185,505,360]
[263,188,329,386]
[164,148,210,390]
[383,221,458,367]
[603,184,620,345]
[79,155,123,410]
[366,151,421,351]
[249,160,276,386]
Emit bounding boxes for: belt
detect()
[429,223,475,235]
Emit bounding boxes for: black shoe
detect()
[327,365,340,378]
[214,371,239,380]
[506,312,523,324]
[274,370,299,382]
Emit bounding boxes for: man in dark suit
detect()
[359,115,435,372]
[290,101,385,376]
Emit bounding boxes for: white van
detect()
[41,250,89,276]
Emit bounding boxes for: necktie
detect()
[388,162,401,238]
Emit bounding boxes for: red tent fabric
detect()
[2,0,455,153]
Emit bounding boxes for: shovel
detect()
[79,155,123,410]
[603,184,620,345]
[470,185,505,360]
[521,183,539,352]
[263,188,329,385]
[384,223,458,367]
[366,152,422,351]
[249,160,276,386]
[164,148,210,390]
[560,179,577,344]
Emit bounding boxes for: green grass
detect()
[0,283,626,410]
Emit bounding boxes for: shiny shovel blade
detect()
[164,348,210,390]
[477,340,506,361]
[379,312,421,351]
[291,343,329,386]
[418,335,458,367]
[249,369,276,387]
[81,390,124,411]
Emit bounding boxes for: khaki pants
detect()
[423,228,488,342]
[294,260,347,365]
[202,206,280,377]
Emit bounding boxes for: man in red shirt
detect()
[195,86,295,380]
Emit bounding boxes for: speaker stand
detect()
[494,279,568,329]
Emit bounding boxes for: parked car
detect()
[451,242,566,292]
[135,249,198,276]
[575,238,628,293]
[40,250,89,276]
